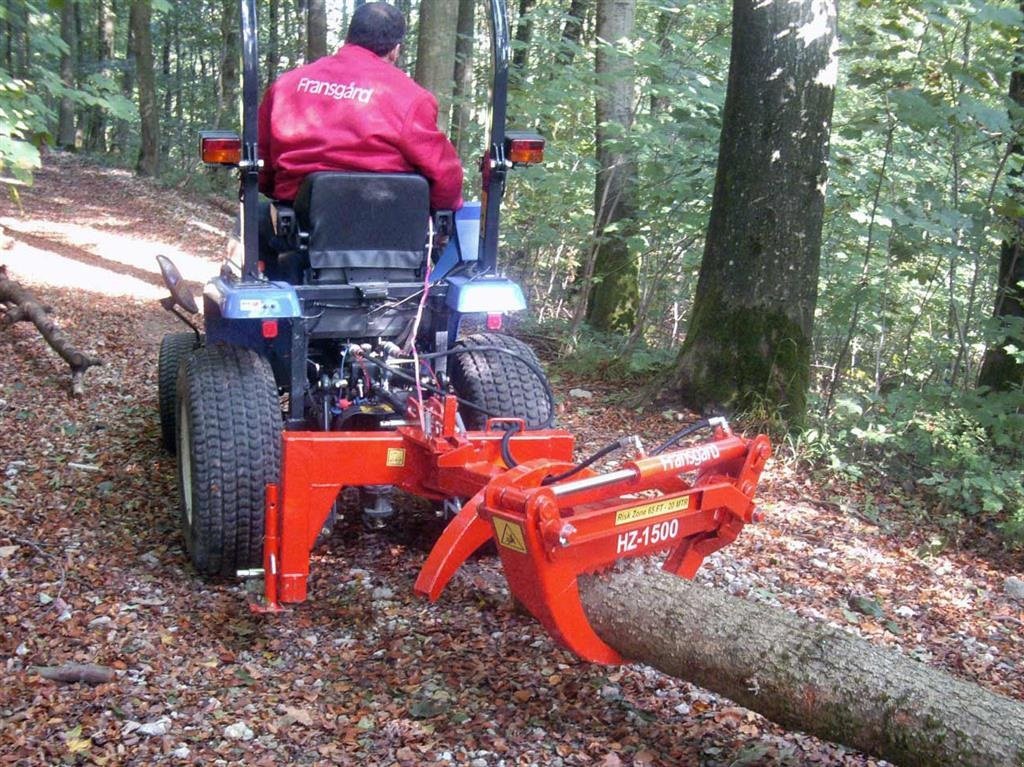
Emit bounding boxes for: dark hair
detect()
[346,2,406,56]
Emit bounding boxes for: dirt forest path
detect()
[0,152,1021,766]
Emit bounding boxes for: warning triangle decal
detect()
[494,518,527,554]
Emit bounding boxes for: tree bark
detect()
[414,0,460,135]
[85,0,115,152]
[580,569,1024,767]
[556,0,589,66]
[584,0,638,333]
[671,0,837,429]
[978,7,1024,391]
[512,0,535,74]
[217,0,240,129]
[0,266,102,396]
[451,0,475,157]
[130,0,159,176]
[266,0,281,83]
[111,0,134,157]
[33,662,116,686]
[306,0,328,63]
[57,0,78,150]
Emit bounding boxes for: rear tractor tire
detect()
[158,332,200,453]
[175,344,282,577]
[449,332,553,430]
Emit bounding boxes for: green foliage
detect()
[0,72,46,185]
[799,386,1024,541]
[523,317,674,381]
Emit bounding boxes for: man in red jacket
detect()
[257,2,463,212]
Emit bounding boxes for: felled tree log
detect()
[32,662,116,686]
[0,265,102,396]
[580,570,1024,767]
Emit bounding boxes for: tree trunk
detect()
[556,0,589,66]
[414,0,459,135]
[130,0,159,176]
[580,570,1024,767]
[978,11,1024,391]
[57,0,78,150]
[978,237,1024,390]
[671,0,837,429]
[267,0,280,83]
[512,0,535,74]
[85,0,115,152]
[584,0,638,333]
[306,0,327,62]
[217,0,239,129]
[451,0,475,157]
[111,0,133,157]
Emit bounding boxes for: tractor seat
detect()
[291,172,430,286]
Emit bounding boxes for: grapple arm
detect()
[254,395,769,665]
[415,423,771,664]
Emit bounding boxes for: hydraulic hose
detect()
[499,422,520,469]
[540,436,637,485]
[650,419,712,456]
[358,354,533,426]
[417,345,557,429]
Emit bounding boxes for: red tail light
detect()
[200,131,242,165]
[505,132,545,166]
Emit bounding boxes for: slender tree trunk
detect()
[414,0,460,134]
[451,0,475,158]
[112,0,134,157]
[978,9,1024,391]
[557,0,589,66]
[85,0,114,152]
[512,0,535,74]
[671,0,838,429]
[267,0,281,82]
[306,0,328,62]
[3,0,12,73]
[650,9,675,114]
[130,0,160,177]
[215,0,239,129]
[580,570,1024,767]
[57,0,78,149]
[584,0,638,333]
[295,0,308,64]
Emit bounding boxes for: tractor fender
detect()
[204,276,301,319]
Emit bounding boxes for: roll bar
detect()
[236,0,512,278]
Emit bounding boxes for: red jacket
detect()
[258,44,464,210]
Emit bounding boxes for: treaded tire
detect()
[449,333,553,430]
[158,332,199,453]
[176,344,281,577]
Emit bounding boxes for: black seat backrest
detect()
[293,172,429,285]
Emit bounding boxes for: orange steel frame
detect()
[256,396,771,665]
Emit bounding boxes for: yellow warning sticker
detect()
[494,518,527,554]
[386,448,406,467]
[614,495,690,526]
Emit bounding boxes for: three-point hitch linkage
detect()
[251,394,771,665]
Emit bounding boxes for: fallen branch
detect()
[580,569,1024,767]
[32,662,116,686]
[0,265,102,396]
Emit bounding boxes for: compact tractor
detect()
[157,0,770,665]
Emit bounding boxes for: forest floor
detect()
[0,152,1021,767]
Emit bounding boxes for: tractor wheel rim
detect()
[178,399,193,526]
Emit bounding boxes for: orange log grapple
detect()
[252,394,771,665]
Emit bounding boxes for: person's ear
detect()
[386,44,400,63]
